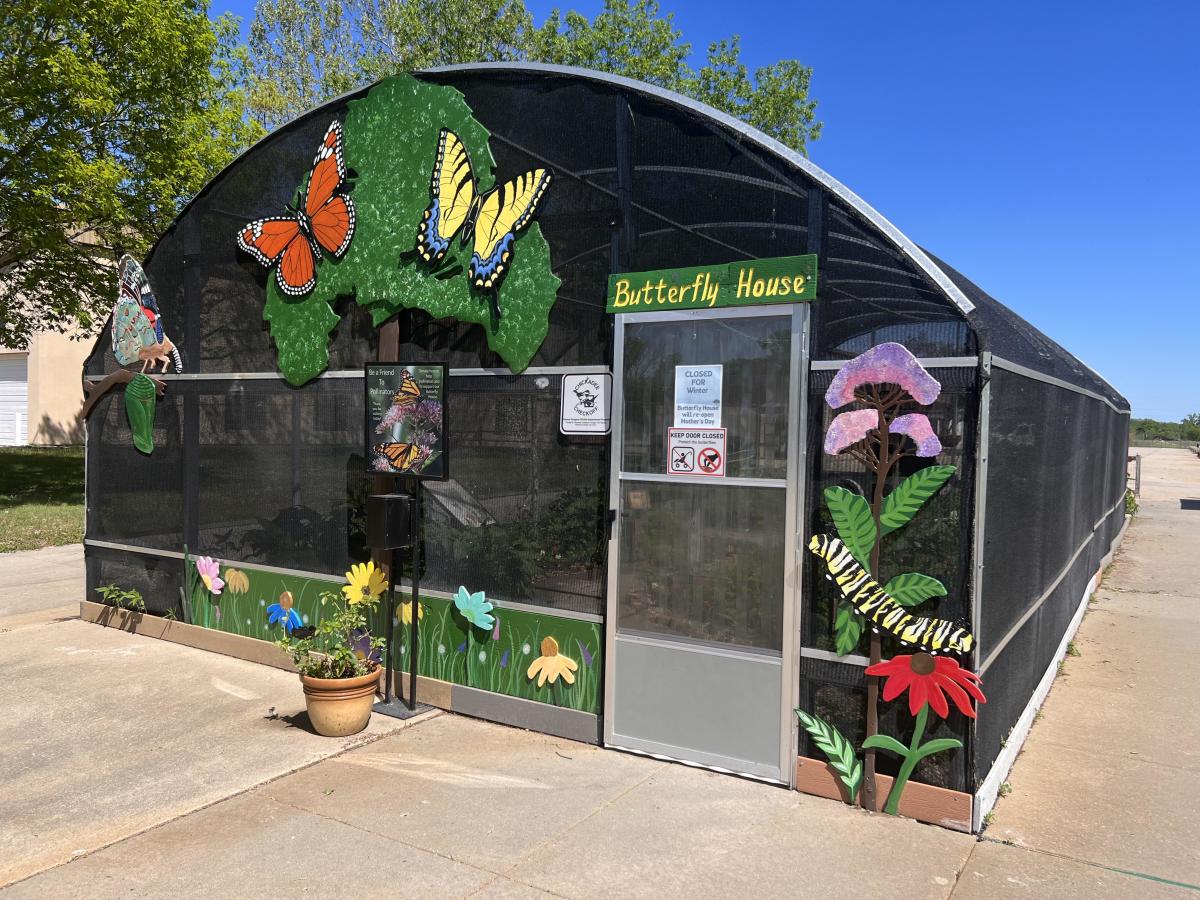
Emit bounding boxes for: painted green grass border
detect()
[188,559,601,714]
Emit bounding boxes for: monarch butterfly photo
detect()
[366,364,447,479]
[373,441,423,472]
[236,120,356,296]
[415,128,552,304]
[375,369,422,433]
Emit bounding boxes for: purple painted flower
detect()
[492,615,501,641]
[371,455,393,472]
[890,413,943,457]
[824,409,879,455]
[825,342,941,409]
[456,641,467,653]
[350,627,383,666]
[500,649,510,669]
[577,639,594,667]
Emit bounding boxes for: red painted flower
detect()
[866,652,986,719]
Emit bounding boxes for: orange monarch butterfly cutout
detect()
[236,120,356,296]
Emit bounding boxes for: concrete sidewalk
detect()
[964,448,1200,897]
[0,543,81,622]
[0,602,418,887]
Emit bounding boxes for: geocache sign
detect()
[667,428,726,478]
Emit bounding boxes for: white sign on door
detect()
[674,365,722,427]
[667,428,726,477]
[560,372,612,435]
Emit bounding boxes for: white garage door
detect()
[0,356,29,446]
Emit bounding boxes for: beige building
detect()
[0,329,93,445]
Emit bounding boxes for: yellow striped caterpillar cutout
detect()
[808,533,975,655]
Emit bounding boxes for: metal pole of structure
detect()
[383,545,397,704]
[408,484,421,710]
[1136,454,1142,497]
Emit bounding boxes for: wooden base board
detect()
[80,600,296,670]
[796,755,972,832]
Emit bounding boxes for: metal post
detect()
[408,483,421,710]
[382,545,397,704]
[1135,454,1142,498]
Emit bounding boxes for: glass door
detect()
[603,306,807,782]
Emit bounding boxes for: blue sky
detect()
[214,1,1197,419]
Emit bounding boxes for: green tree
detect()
[246,0,821,151]
[0,0,262,349]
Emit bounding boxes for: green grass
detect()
[0,446,83,552]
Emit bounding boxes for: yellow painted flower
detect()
[526,636,578,687]
[224,568,249,594]
[343,561,387,605]
[398,599,424,625]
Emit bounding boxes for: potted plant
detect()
[276,562,388,737]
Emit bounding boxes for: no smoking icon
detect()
[698,447,722,473]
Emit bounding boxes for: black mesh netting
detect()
[973,368,1129,781]
[87,374,607,616]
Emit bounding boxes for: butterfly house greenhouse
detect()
[82,64,1130,831]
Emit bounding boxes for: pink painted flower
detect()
[890,413,943,457]
[825,342,941,409]
[195,556,224,596]
[824,409,879,455]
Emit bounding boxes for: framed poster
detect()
[364,363,449,480]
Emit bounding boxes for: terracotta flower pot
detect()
[299,666,381,737]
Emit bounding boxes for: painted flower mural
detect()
[864,652,986,815]
[526,636,578,687]
[223,568,249,594]
[869,652,985,719]
[267,590,303,633]
[343,561,387,606]
[453,586,495,631]
[398,599,424,626]
[350,626,383,666]
[195,557,224,596]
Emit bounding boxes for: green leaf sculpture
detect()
[833,600,864,656]
[262,75,561,385]
[882,573,947,607]
[879,465,956,536]
[823,486,875,567]
[795,709,862,803]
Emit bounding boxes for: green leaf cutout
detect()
[823,486,876,566]
[882,573,948,608]
[861,734,909,756]
[795,709,862,802]
[913,738,963,761]
[879,465,956,536]
[834,600,864,656]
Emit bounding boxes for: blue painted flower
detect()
[350,627,382,666]
[500,649,510,669]
[452,585,495,631]
[266,597,303,633]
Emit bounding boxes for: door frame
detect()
[602,304,810,785]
